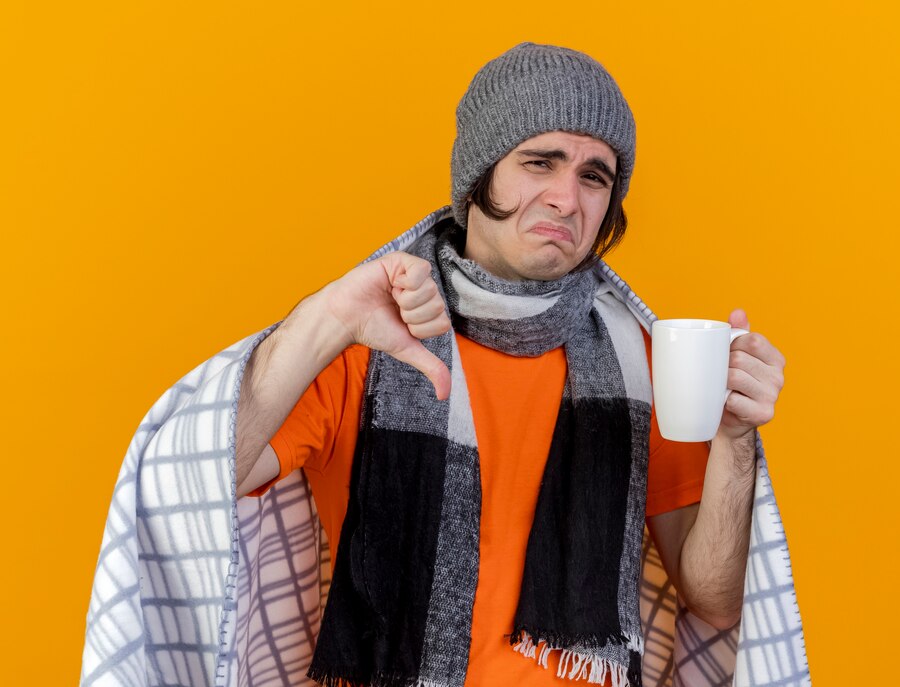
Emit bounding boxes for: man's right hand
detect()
[235,251,452,497]
[320,252,453,400]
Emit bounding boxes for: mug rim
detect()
[652,318,730,331]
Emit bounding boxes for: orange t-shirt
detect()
[250,329,709,686]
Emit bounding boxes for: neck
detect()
[435,230,597,356]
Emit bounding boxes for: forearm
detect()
[678,430,757,628]
[234,283,352,492]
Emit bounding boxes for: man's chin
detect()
[518,257,574,281]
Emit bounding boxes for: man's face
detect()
[464,131,617,281]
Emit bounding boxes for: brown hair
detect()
[466,162,628,271]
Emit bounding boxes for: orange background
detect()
[2,2,898,684]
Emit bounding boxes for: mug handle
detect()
[725,328,750,399]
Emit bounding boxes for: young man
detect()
[233,43,786,686]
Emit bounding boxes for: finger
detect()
[728,308,750,330]
[388,253,432,291]
[727,365,776,404]
[408,314,452,340]
[729,348,776,381]
[730,349,785,396]
[724,390,775,427]
[731,332,787,369]
[392,279,440,310]
[400,298,447,325]
[390,339,452,400]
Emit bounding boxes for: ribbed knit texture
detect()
[451,42,637,227]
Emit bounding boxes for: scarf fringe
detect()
[511,627,644,655]
[512,631,641,687]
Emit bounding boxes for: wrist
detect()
[711,429,757,475]
[282,284,356,359]
[715,423,757,445]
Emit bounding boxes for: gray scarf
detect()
[308,219,653,687]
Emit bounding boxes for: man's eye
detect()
[584,173,609,187]
[525,160,550,169]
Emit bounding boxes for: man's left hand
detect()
[717,308,787,443]
[656,309,787,629]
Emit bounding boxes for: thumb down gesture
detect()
[325,251,452,400]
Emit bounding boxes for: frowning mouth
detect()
[529,222,574,244]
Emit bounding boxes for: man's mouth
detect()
[529,222,574,244]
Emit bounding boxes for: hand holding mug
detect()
[717,309,787,443]
[651,309,786,442]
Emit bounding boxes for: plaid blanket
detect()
[80,206,811,686]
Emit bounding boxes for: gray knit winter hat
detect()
[451,42,636,227]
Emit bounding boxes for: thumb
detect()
[728,308,750,331]
[389,339,452,401]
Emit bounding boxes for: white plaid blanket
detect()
[80,207,811,686]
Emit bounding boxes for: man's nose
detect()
[542,172,579,216]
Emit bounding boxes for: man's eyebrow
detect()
[516,148,616,182]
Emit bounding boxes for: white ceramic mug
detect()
[651,319,749,442]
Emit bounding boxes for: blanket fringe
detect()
[512,630,638,686]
